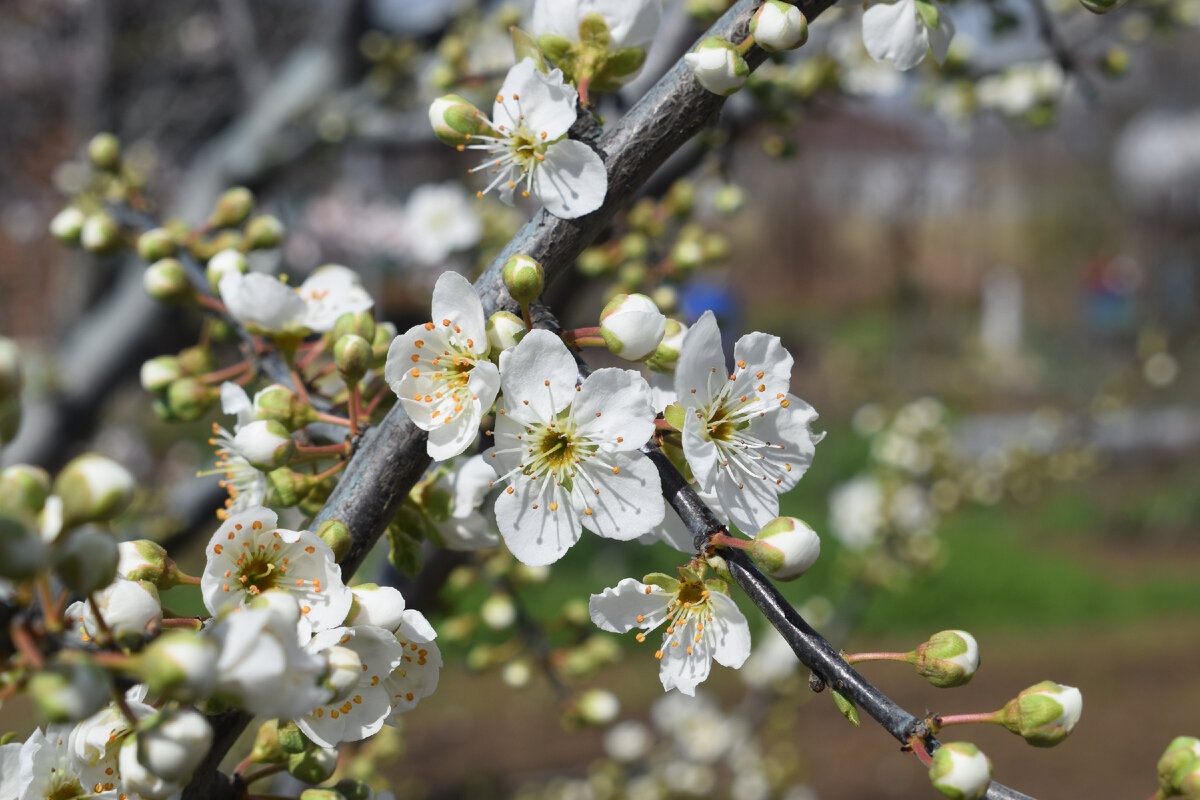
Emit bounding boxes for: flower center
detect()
[506,126,548,173]
[236,552,279,595]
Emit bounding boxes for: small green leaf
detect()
[832,689,861,727]
[578,12,611,48]
[538,32,572,62]
[915,0,940,30]
[511,27,548,72]
[663,403,686,431]
[642,572,680,592]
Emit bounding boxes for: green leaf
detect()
[915,0,940,30]
[511,27,548,72]
[538,32,572,62]
[831,689,861,727]
[578,12,611,48]
[663,403,686,432]
[642,572,680,592]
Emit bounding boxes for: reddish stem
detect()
[560,327,604,348]
[654,418,678,431]
[296,338,327,371]
[312,461,347,482]
[708,532,753,551]
[241,763,287,785]
[290,368,313,408]
[348,383,362,435]
[365,385,388,417]
[198,359,255,385]
[843,651,913,665]
[294,442,350,457]
[196,294,227,313]
[908,734,935,766]
[314,411,352,428]
[10,623,45,669]
[36,578,62,633]
[935,711,1003,728]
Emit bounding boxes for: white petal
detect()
[533,138,607,219]
[299,264,374,332]
[682,412,721,491]
[498,329,578,422]
[495,479,581,566]
[928,10,955,65]
[573,368,655,449]
[674,311,724,410]
[706,593,752,669]
[658,629,712,696]
[574,452,664,540]
[588,578,669,633]
[219,272,307,332]
[430,270,488,355]
[219,382,254,429]
[731,331,793,403]
[862,0,928,71]
[714,464,780,535]
[494,59,578,140]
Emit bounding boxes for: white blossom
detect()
[298,626,406,747]
[218,265,373,335]
[65,579,161,646]
[531,0,662,51]
[433,455,501,550]
[403,182,483,266]
[862,0,955,71]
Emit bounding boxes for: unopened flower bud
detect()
[253,384,316,430]
[928,742,992,800]
[316,519,352,561]
[486,310,526,353]
[684,36,749,96]
[600,293,666,361]
[646,318,687,372]
[143,258,193,304]
[334,334,371,384]
[429,94,492,147]
[28,653,112,723]
[332,311,376,345]
[268,468,314,506]
[750,516,821,580]
[140,630,218,700]
[0,514,48,579]
[671,235,705,271]
[243,214,284,250]
[54,525,119,594]
[0,337,20,401]
[1000,681,1082,747]
[276,721,309,754]
[86,132,121,170]
[140,356,183,392]
[0,397,19,447]
[751,0,809,51]
[1175,757,1200,798]
[1159,737,1200,794]
[503,254,545,305]
[119,734,181,800]
[1080,0,1126,12]
[176,344,217,376]
[117,539,169,583]
[573,688,620,726]
[371,320,397,368]
[165,377,219,421]
[54,453,135,526]
[49,206,86,245]
[81,212,121,253]
[288,746,339,784]
[137,228,177,262]
[250,720,287,764]
[233,420,295,469]
[577,246,614,276]
[299,790,345,800]
[210,186,254,228]
[913,630,979,688]
[334,779,375,800]
[206,248,248,293]
[138,707,213,782]
[0,463,49,514]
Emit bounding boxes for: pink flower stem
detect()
[36,577,62,633]
[241,764,287,785]
[348,383,362,435]
[560,327,605,348]
[198,359,255,385]
[295,442,350,457]
[295,338,327,371]
[312,460,348,482]
[364,385,387,417]
[314,411,352,428]
[290,368,313,408]
[907,734,935,766]
[10,623,44,669]
[735,35,756,54]
[843,651,913,665]
[934,711,1003,729]
[708,532,752,551]
[196,294,227,314]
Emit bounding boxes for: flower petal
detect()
[682,412,721,491]
[588,578,669,633]
[862,0,928,71]
[533,138,607,219]
[498,329,578,423]
[928,9,955,65]
[430,270,488,355]
[494,59,578,140]
[574,451,664,540]
[495,478,581,566]
[706,593,752,669]
[573,368,655,449]
[674,311,725,410]
[219,272,307,333]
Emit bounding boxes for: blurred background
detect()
[2,0,1199,797]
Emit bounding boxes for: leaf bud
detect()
[233,420,295,469]
[143,258,193,304]
[54,525,119,594]
[137,227,177,262]
[49,206,86,245]
[1157,736,1200,793]
[53,453,135,526]
[165,377,219,421]
[28,652,113,723]
[267,467,314,506]
[683,36,749,96]
[928,741,993,800]
[334,334,371,385]
[502,254,545,305]
[913,630,980,688]
[645,318,688,373]
[429,94,492,147]
[486,310,527,354]
[332,310,377,344]
[750,0,809,52]
[0,513,49,579]
[140,356,183,393]
[81,212,121,253]
[210,186,255,228]
[250,720,287,764]
[750,516,821,580]
[599,293,666,361]
[316,519,352,561]
[205,248,248,293]
[86,132,121,171]
[139,630,219,701]
[277,721,309,754]
[243,214,285,250]
[288,746,339,784]
[137,706,214,782]
[334,779,375,800]
[1000,681,1082,746]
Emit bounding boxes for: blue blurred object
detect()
[678,279,741,356]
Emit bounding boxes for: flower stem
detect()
[934,710,1004,729]
[560,327,605,348]
[241,763,287,785]
[708,532,752,551]
[10,623,44,669]
[295,442,350,457]
[36,577,62,634]
[843,651,914,666]
[314,411,352,428]
[312,460,347,483]
[295,338,327,371]
[198,359,255,385]
[907,734,935,766]
[348,383,362,435]
[160,617,204,630]
[196,294,227,314]
[735,35,756,54]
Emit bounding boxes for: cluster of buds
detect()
[1157,736,1200,799]
[684,2,808,96]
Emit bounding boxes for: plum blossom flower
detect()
[206,382,269,518]
[862,0,955,71]
[298,626,407,747]
[672,311,821,534]
[200,506,352,636]
[218,265,373,335]
[432,455,501,550]
[0,727,117,800]
[456,58,606,218]
[69,684,156,794]
[532,0,662,51]
[385,271,501,461]
[589,574,751,696]
[65,579,161,647]
[486,329,664,565]
[403,182,483,266]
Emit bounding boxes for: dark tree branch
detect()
[1026,0,1098,103]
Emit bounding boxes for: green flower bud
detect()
[137,228,177,262]
[646,318,687,372]
[683,36,749,96]
[139,630,219,701]
[702,232,730,261]
[250,720,287,764]
[1080,0,1126,12]
[371,320,397,369]
[750,516,821,580]
[538,32,572,62]
[210,186,254,228]
[600,293,666,361]
[670,234,705,272]
[713,184,744,215]
[143,258,193,304]
[287,746,338,784]
[53,453,135,526]
[928,742,992,800]
[0,464,50,515]
[268,468,314,506]
[277,721,309,754]
[0,513,49,579]
[0,396,19,447]
[243,214,285,250]
[429,94,492,147]
[1158,737,1200,793]
[1000,681,1082,747]
[81,212,121,254]
[1176,757,1200,799]
[316,519,352,561]
[28,653,112,722]
[576,246,614,276]
[334,334,371,384]
[53,525,119,594]
[86,132,121,171]
[299,790,346,800]
[332,311,377,345]
[750,0,809,52]
[502,254,545,305]
[572,688,620,726]
[913,630,980,688]
[621,232,650,261]
[49,206,86,245]
[205,248,248,293]
[486,310,526,354]
[166,377,219,421]
[333,779,374,800]
[0,337,20,401]
[139,356,183,393]
[253,383,316,430]
[176,344,217,376]
[665,179,695,218]
[118,539,169,583]
[1100,45,1129,77]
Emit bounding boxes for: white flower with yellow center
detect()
[385,270,500,461]
[486,329,663,566]
[589,573,751,696]
[671,311,821,534]
[200,506,352,636]
[458,58,606,219]
[345,584,443,718]
[217,265,373,336]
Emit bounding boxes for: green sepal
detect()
[832,688,861,727]
[704,577,731,597]
[641,572,679,592]
[915,0,940,30]
[592,47,646,92]
[538,33,572,62]
[511,27,548,72]
[663,403,687,432]
[578,12,611,48]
